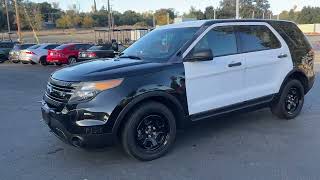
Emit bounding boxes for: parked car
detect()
[9,43,36,63]
[47,43,93,65]
[0,41,18,63]
[19,44,60,65]
[41,20,315,161]
[78,43,126,61]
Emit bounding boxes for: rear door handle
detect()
[228,62,242,67]
[278,54,288,58]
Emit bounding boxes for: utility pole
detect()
[13,0,22,42]
[236,0,240,19]
[214,9,216,19]
[107,0,111,29]
[4,0,11,40]
[252,10,255,19]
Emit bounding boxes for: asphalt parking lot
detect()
[0,62,320,180]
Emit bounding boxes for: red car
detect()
[47,43,93,65]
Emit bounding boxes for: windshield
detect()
[122,27,199,62]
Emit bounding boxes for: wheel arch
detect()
[280,69,309,95]
[112,91,188,138]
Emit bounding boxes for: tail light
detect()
[88,52,97,58]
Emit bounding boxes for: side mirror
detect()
[184,49,214,62]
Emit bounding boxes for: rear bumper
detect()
[41,102,114,148]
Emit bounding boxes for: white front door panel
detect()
[184,55,246,115]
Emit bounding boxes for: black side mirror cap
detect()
[184,49,214,62]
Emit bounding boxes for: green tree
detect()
[297,6,320,24]
[184,6,205,20]
[119,10,143,25]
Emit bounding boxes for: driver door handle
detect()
[228,62,242,67]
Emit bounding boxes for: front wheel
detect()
[121,101,176,161]
[271,79,304,119]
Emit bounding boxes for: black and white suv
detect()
[42,20,315,161]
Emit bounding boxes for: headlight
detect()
[69,78,124,103]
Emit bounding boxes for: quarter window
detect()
[192,26,237,57]
[237,25,281,53]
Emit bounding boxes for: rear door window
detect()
[237,25,281,53]
[277,22,310,49]
[192,26,237,57]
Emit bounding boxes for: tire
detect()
[271,79,305,120]
[30,61,37,65]
[21,61,29,64]
[40,56,48,66]
[121,101,176,161]
[68,57,77,64]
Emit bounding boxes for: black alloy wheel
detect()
[284,87,302,115]
[271,79,304,119]
[135,114,170,151]
[121,101,176,161]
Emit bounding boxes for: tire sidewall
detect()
[123,102,176,161]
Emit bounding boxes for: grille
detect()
[44,77,77,110]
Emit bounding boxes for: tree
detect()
[184,6,205,20]
[204,6,215,19]
[119,10,143,25]
[56,14,72,29]
[216,0,271,19]
[297,6,320,24]
[82,16,94,28]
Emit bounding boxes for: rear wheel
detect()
[271,79,304,119]
[30,61,36,65]
[40,56,48,66]
[21,61,29,64]
[121,101,176,161]
[68,57,77,64]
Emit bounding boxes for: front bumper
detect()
[41,102,114,148]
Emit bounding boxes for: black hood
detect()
[51,58,168,82]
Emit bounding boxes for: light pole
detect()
[4,0,11,40]
[236,0,240,19]
[214,8,216,19]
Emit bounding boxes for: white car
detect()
[19,43,60,65]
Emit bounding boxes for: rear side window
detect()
[193,26,237,57]
[276,22,310,49]
[237,25,281,53]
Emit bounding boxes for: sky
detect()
[34,0,320,15]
